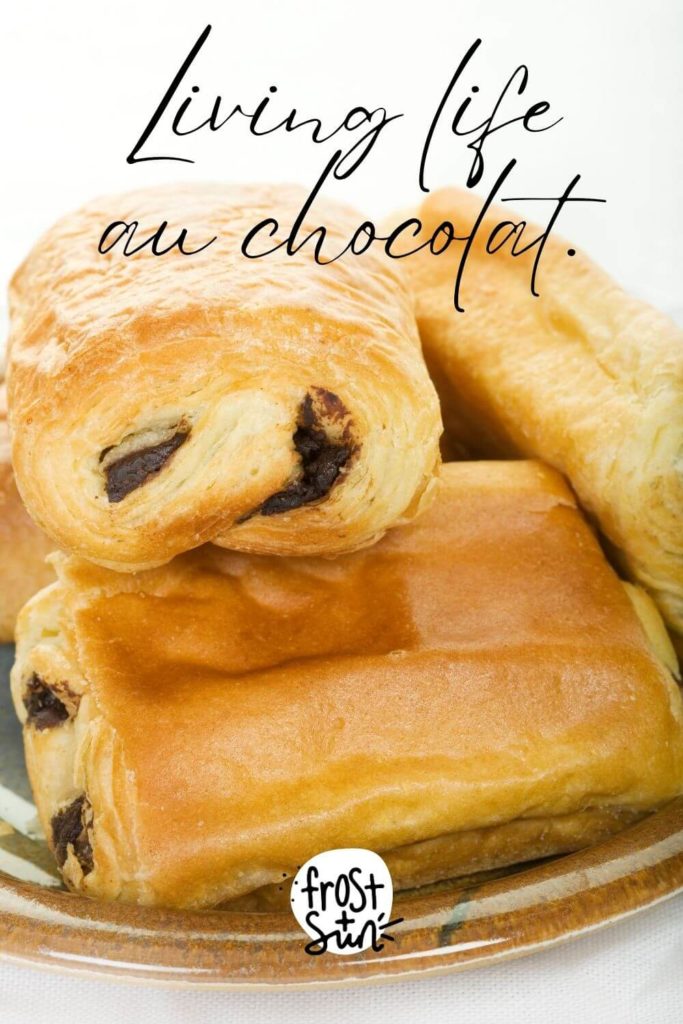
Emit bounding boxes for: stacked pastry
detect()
[7,183,440,568]
[4,183,683,909]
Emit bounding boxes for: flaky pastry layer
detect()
[404,187,683,636]
[7,183,441,570]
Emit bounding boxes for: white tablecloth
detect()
[0,894,680,1024]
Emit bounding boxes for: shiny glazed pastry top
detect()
[11,462,683,909]
[404,186,683,637]
[6,183,441,571]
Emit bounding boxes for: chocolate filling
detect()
[104,429,190,503]
[51,795,94,874]
[258,392,353,516]
[23,674,72,730]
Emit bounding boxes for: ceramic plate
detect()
[1,644,682,988]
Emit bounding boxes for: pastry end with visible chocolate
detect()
[22,673,76,730]
[103,428,190,503]
[258,389,354,516]
[51,795,94,874]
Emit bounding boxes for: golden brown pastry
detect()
[11,462,683,909]
[404,187,683,637]
[0,383,54,641]
[6,183,441,571]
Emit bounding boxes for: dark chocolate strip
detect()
[51,795,94,875]
[259,393,352,516]
[104,429,190,503]
[23,674,71,731]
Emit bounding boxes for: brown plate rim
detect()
[0,797,682,988]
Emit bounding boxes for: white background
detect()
[0,0,682,1021]
[1,0,682,308]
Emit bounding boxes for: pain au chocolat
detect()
[403,186,683,639]
[0,383,55,641]
[11,462,683,909]
[6,183,441,572]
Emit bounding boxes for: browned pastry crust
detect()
[225,807,646,911]
[11,462,683,909]
[0,384,54,641]
[403,187,683,636]
[7,183,441,571]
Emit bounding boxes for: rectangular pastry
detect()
[11,462,683,909]
[7,183,441,571]
[403,186,683,639]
